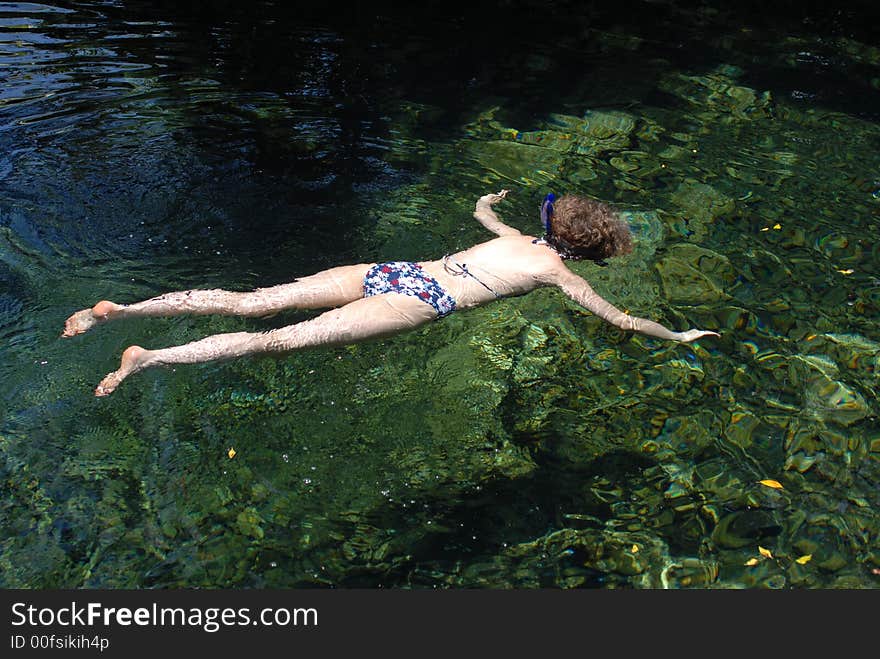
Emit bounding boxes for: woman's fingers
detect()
[679,329,721,342]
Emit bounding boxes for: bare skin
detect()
[63,190,719,396]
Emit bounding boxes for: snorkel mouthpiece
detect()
[540,193,556,235]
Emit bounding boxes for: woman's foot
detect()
[95,345,148,397]
[62,300,121,337]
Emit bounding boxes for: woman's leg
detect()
[94,293,438,396]
[62,264,373,337]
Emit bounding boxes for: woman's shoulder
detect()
[492,233,543,249]
[501,233,562,257]
[463,233,541,256]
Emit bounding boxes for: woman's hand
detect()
[476,189,510,208]
[676,329,721,343]
[472,189,520,236]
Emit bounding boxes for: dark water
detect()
[2,0,880,589]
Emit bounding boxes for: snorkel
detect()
[540,192,556,236]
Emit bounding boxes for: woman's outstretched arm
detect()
[473,189,522,236]
[551,267,719,343]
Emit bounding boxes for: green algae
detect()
[3,10,880,593]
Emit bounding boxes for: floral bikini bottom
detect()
[363,261,457,318]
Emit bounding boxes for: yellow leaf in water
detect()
[227,447,236,459]
[772,223,782,230]
[744,558,759,566]
[758,479,784,490]
[758,546,773,559]
[631,544,639,553]
[836,268,854,275]
[795,554,812,565]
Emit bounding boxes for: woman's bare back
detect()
[419,234,562,310]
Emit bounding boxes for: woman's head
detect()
[545,195,633,261]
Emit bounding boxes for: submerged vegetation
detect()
[1,1,879,588]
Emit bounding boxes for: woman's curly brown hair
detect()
[547,195,633,261]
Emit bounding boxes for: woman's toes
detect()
[62,301,120,338]
[94,346,147,397]
[61,309,95,337]
[94,374,119,397]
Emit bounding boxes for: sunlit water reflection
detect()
[2,1,879,589]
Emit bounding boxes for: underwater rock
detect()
[654,243,734,305]
[803,376,869,427]
[609,150,666,180]
[0,534,78,588]
[659,69,774,122]
[511,324,554,384]
[544,111,638,156]
[648,356,706,400]
[723,409,762,449]
[340,523,399,564]
[636,117,666,142]
[834,37,880,66]
[780,413,870,477]
[711,509,781,549]
[693,457,749,504]
[383,309,538,494]
[784,451,820,473]
[511,130,577,152]
[235,508,265,540]
[466,140,566,187]
[667,180,736,241]
[495,527,671,587]
[804,333,880,382]
[468,110,637,185]
[457,526,723,589]
[370,182,442,249]
[788,514,855,575]
[660,557,720,589]
[648,412,720,460]
[619,209,664,261]
[815,427,857,458]
[61,426,150,482]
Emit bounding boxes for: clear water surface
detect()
[2,1,879,588]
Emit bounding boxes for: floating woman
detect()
[62,190,719,396]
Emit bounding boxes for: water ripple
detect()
[1,1,879,590]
